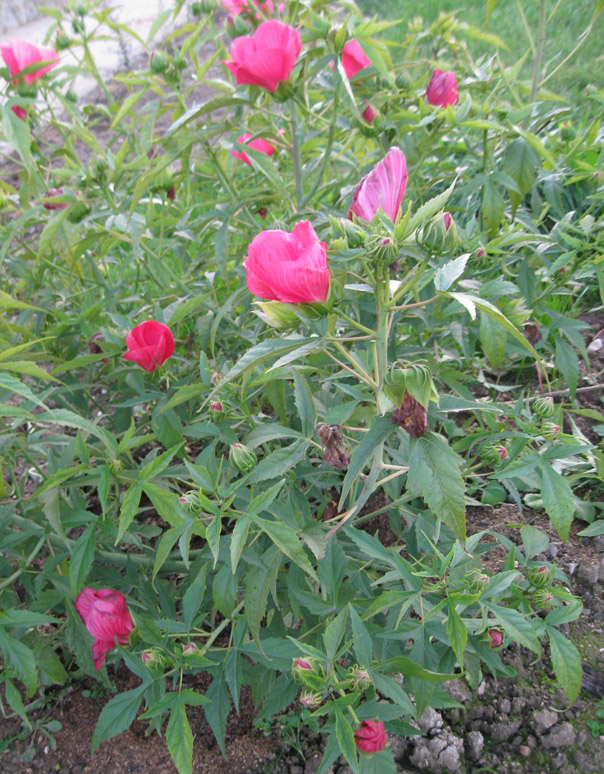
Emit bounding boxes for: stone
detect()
[465,730,484,760]
[511,697,526,714]
[387,731,410,763]
[409,730,464,773]
[417,706,444,734]
[305,755,331,774]
[577,562,600,586]
[498,697,511,714]
[519,745,531,757]
[593,535,604,552]
[532,708,558,734]
[548,544,559,559]
[541,722,576,749]
[444,678,472,704]
[491,719,522,741]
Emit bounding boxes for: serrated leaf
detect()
[246,439,309,483]
[0,629,37,696]
[502,138,537,217]
[486,0,499,25]
[481,179,505,238]
[204,674,230,756]
[407,432,466,542]
[206,510,221,568]
[480,312,507,368]
[339,415,395,507]
[539,461,574,541]
[292,368,316,437]
[447,602,467,666]
[166,694,194,774]
[434,254,469,292]
[91,685,146,751]
[116,483,143,544]
[349,605,373,668]
[407,181,456,234]
[555,338,579,398]
[249,514,318,581]
[335,704,359,773]
[245,546,280,643]
[547,626,582,704]
[230,516,251,573]
[69,524,96,595]
[182,565,207,630]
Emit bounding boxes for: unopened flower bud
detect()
[481,444,507,466]
[362,102,377,123]
[348,665,371,688]
[179,491,199,510]
[256,300,298,329]
[141,648,166,670]
[533,396,554,418]
[229,443,257,472]
[55,32,71,51]
[66,200,91,223]
[532,589,554,609]
[183,642,199,655]
[417,211,459,255]
[464,569,490,594]
[150,51,170,74]
[299,690,322,709]
[211,371,222,386]
[527,564,551,589]
[542,422,560,440]
[487,628,503,648]
[476,247,486,260]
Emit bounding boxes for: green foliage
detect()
[0,0,601,771]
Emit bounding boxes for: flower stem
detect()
[529,0,547,104]
[289,99,304,211]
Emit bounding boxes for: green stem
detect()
[529,0,547,104]
[289,99,304,211]
[374,269,390,404]
[301,79,339,207]
[200,600,245,655]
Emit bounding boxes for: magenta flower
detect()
[223,20,301,92]
[42,187,69,210]
[123,320,175,372]
[362,102,377,123]
[75,588,134,670]
[338,39,372,79]
[0,40,59,84]
[244,221,330,303]
[348,146,408,223]
[354,719,388,754]
[426,68,458,107]
[231,132,276,166]
[488,628,504,648]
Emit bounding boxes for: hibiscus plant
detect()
[0,0,602,773]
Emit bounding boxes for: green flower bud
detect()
[67,200,91,223]
[150,51,170,74]
[338,217,366,249]
[66,88,77,103]
[255,300,299,329]
[541,421,560,440]
[532,589,554,609]
[93,156,108,182]
[71,18,85,34]
[416,211,458,255]
[151,168,174,193]
[464,569,490,594]
[192,1,214,14]
[527,564,552,589]
[347,665,372,689]
[229,443,257,472]
[532,396,554,418]
[299,690,322,710]
[0,190,8,209]
[481,444,507,466]
[55,32,71,51]
[396,70,412,90]
[141,648,167,670]
[292,658,324,691]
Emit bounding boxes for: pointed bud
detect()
[542,422,560,440]
[533,396,554,418]
[527,564,552,589]
[481,444,507,466]
[347,665,372,689]
[464,570,490,594]
[532,589,554,609]
[487,628,503,648]
[417,211,459,254]
[255,300,299,329]
[229,443,257,472]
[299,690,322,709]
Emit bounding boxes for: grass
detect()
[357,0,604,109]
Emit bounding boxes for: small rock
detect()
[291,767,304,774]
[548,544,559,559]
[387,731,409,763]
[593,535,604,553]
[417,706,444,734]
[444,678,472,704]
[511,697,526,714]
[568,562,578,575]
[519,745,531,757]
[337,767,353,774]
[305,755,330,774]
[542,722,576,749]
[491,719,522,741]
[477,680,487,696]
[465,730,484,760]
[499,697,511,714]
[577,562,600,586]
[587,338,604,354]
[532,708,558,734]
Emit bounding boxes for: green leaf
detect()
[434,254,469,292]
[246,439,309,483]
[578,520,604,537]
[379,657,457,682]
[339,415,395,507]
[349,605,373,668]
[447,602,467,666]
[555,338,579,398]
[213,565,238,618]
[0,629,37,696]
[91,685,147,751]
[0,373,48,410]
[359,749,397,774]
[502,138,537,217]
[335,704,359,773]
[5,679,30,725]
[479,312,507,368]
[249,514,318,581]
[484,602,541,654]
[292,368,316,437]
[407,432,466,542]
[244,546,280,643]
[139,444,183,482]
[230,516,251,573]
[166,694,194,774]
[69,524,96,595]
[539,461,574,541]
[204,674,230,755]
[481,179,505,238]
[323,608,348,662]
[486,0,500,26]
[182,565,207,629]
[248,480,285,515]
[406,180,456,234]
[547,626,582,704]
[206,510,222,568]
[116,483,143,544]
